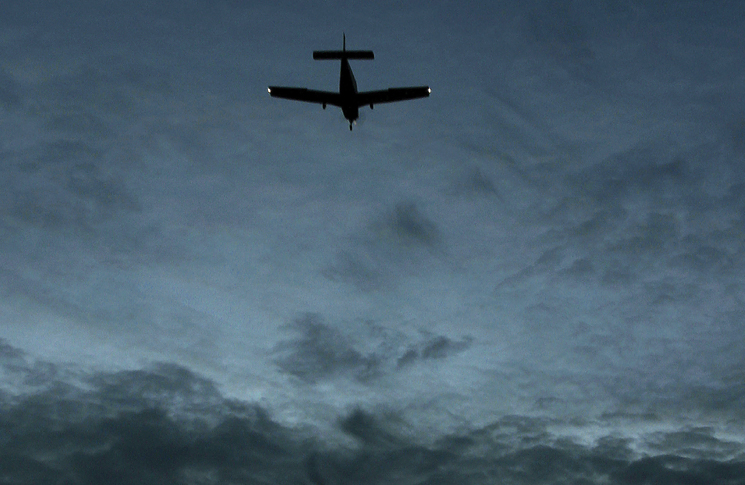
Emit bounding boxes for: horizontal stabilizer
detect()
[313,50,374,60]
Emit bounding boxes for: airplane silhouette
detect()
[268,34,430,130]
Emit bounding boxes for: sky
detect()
[1,0,745,483]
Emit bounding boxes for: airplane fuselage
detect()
[339,57,359,123]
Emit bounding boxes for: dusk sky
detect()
[2,1,745,483]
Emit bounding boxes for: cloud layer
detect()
[1,0,744,481]
[2,344,743,484]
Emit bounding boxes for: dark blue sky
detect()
[1,1,744,483]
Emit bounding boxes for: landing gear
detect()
[323,103,326,109]
[349,122,353,131]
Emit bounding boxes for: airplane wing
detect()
[267,87,342,107]
[356,86,430,107]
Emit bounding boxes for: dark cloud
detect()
[646,427,744,461]
[1,403,304,485]
[0,350,306,484]
[397,334,473,369]
[325,202,445,291]
[1,344,744,485]
[88,363,224,412]
[0,337,26,362]
[385,202,440,247]
[312,411,745,485]
[614,455,745,485]
[419,335,470,360]
[273,314,382,383]
[274,315,474,379]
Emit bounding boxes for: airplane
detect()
[268,34,431,130]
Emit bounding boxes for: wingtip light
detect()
[267,87,271,94]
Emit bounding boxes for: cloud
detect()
[273,314,382,383]
[325,202,443,291]
[1,343,743,485]
[0,348,306,484]
[386,202,440,247]
[310,411,745,485]
[1,2,745,482]
[0,337,26,363]
[397,335,473,369]
[273,315,475,381]
[645,427,744,461]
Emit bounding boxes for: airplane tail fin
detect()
[313,33,373,60]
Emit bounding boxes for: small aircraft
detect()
[268,34,431,130]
